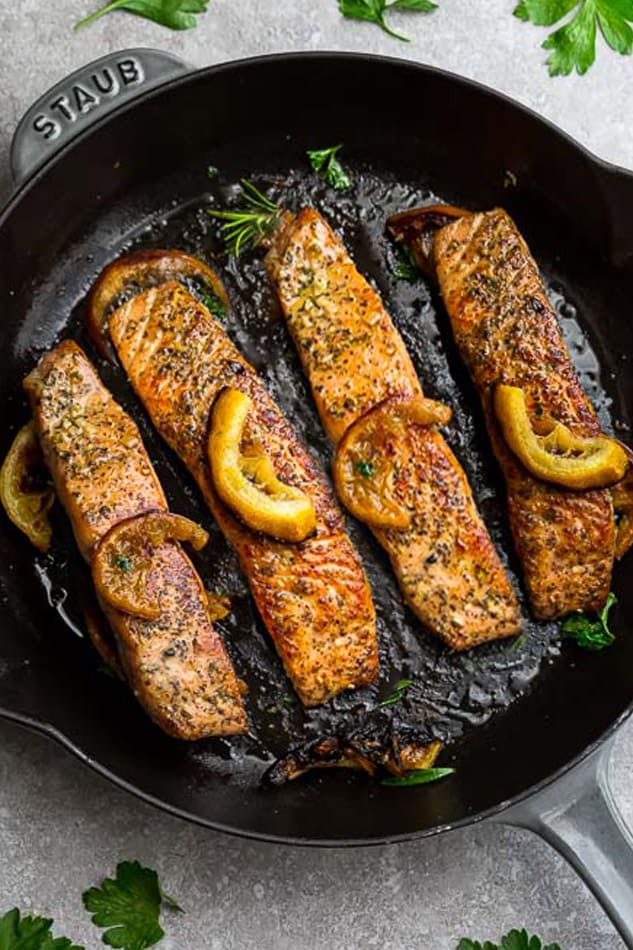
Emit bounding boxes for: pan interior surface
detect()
[1,54,632,843]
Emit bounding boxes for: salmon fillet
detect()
[266,209,520,650]
[24,340,247,738]
[108,281,378,706]
[430,208,615,618]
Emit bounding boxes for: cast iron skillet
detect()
[2,49,633,943]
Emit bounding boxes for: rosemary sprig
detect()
[208,180,282,257]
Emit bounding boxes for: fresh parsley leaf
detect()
[514,0,633,75]
[306,145,351,190]
[83,861,180,950]
[338,0,437,41]
[376,678,413,707]
[355,460,375,477]
[198,287,226,319]
[0,908,84,950]
[114,555,132,573]
[457,930,562,950]
[392,246,419,281]
[562,591,617,651]
[381,767,454,786]
[74,0,210,31]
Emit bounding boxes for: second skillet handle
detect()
[499,737,633,947]
[10,48,190,185]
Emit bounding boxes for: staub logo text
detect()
[32,57,145,141]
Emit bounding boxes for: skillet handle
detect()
[499,737,633,948]
[10,48,190,184]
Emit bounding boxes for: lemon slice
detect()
[208,388,316,543]
[92,511,208,620]
[494,384,629,490]
[0,421,54,551]
[333,395,452,531]
[87,249,229,360]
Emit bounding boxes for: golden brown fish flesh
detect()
[266,209,520,649]
[24,340,247,738]
[390,206,616,618]
[107,280,378,706]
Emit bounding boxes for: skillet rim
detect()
[1,49,632,844]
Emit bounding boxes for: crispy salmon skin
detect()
[426,208,615,618]
[24,340,247,738]
[108,281,378,706]
[266,209,520,650]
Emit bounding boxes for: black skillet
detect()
[2,49,633,944]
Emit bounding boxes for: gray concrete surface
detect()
[1,1,633,947]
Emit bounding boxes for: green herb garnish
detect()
[208,181,282,257]
[198,288,226,319]
[376,678,413,707]
[355,460,375,478]
[457,928,562,950]
[381,767,455,787]
[83,860,180,950]
[207,165,219,179]
[306,145,351,190]
[114,554,132,573]
[338,0,437,41]
[562,591,617,651]
[514,0,633,75]
[0,908,84,950]
[392,246,419,281]
[74,0,210,30]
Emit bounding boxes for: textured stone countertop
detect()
[1,2,633,947]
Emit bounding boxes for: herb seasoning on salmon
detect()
[24,340,247,739]
[266,209,520,650]
[105,279,378,706]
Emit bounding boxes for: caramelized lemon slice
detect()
[208,389,316,543]
[92,511,209,620]
[494,384,629,490]
[0,421,54,552]
[333,395,452,531]
[86,249,230,360]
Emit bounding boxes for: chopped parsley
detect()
[562,591,617,651]
[392,246,419,281]
[306,145,352,190]
[355,460,375,478]
[114,554,132,573]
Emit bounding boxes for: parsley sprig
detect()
[562,591,617,651]
[208,181,282,257]
[74,0,210,31]
[514,0,633,75]
[306,145,352,190]
[0,909,84,950]
[338,0,437,40]
[457,928,561,950]
[82,861,181,950]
